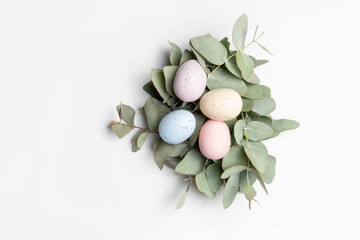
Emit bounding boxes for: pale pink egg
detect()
[173,60,207,102]
[198,120,231,160]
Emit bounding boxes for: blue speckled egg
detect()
[159,110,196,145]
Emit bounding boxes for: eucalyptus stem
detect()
[110,121,158,133]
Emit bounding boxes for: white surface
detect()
[1,0,359,239]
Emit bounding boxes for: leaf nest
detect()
[110,14,299,209]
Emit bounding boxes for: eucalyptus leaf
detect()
[249,168,268,194]
[118,104,135,125]
[136,131,149,149]
[241,98,254,112]
[223,174,240,209]
[220,37,231,53]
[272,119,300,132]
[239,170,257,187]
[143,81,162,101]
[191,46,209,73]
[152,137,162,150]
[165,158,181,170]
[170,143,189,157]
[249,55,269,68]
[243,185,257,201]
[157,104,171,121]
[131,130,145,152]
[111,124,134,139]
[225,56,242,78]
[225,118,237,130]
[163,66,178,96]
[252,96,276,116]
[222,145,247,170]
[241,139,268,156]
[206,163,223,192]
[144,97,158,131]
[236,50,254,80]
[208,68,248,96]
[151,69,170,102]
[169,42,182,65]
[221,165,248,179]
[195,171,215,199]
[232,14,248,50]
[191,36,228,65]
[246,121,274,141]
[260,85,271,96]
[179,49,195,65]
[244,83,263,99]
[189,113,206,147]
[255,41,273,55]
[166,97,178,107]
[259,155,276,184]
[234,120,246,144]
[154,142,175,170]
[175,149,206,175]
[175,192,188,209]
[244,146,266,173]
[245,72,260,84]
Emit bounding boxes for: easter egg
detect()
[199,88,242,121]
[173,60,207,102]
[159,110,196,145]
[198,120,231,160]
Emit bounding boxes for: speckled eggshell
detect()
[173,60,207,102]
[199,88,242,121]
[198,120,231,160]
[158,110,196,145]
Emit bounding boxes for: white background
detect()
[1,0,359,239]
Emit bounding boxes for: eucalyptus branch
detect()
[109,121,158,133]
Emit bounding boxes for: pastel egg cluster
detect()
[159,60,243,160]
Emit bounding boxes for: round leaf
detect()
[208,68,248,96]
[232,14,248,50]
[244,83,263,99]
[175,149,206,175]
[191,36,228,65]
[272,119,300,132]
[225,56,242,78]
[195,171,215,199]
[221,165,248,179]
[234,120,246,144]
[259,155,276,184]
[206,163,223,193]
[222,145,247,170]
[236,50,254,80]
[169,42,182,65]
[163,66,178,97]
[246,121,274,141]
[144,97,159,131]
[136,131,149,149]
[241,97,254,112]
[252,96,276,116]
[244,146,266,173]
[111,124,134,139]
[154,142,174,170]
[151,69,170,102]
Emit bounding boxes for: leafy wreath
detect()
[109,14,299,209]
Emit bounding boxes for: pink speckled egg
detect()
[198,120,231,160]
[173,60,207,102]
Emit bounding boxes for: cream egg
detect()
[199,88,242,121]
[173,60,207,102]
[198,120,231,160]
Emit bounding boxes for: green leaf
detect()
[189,113,206,147]
[221,165,248,179]
[157,104,171,121]
[175,192,188,209]
[243,185,257,203]
[249,55,269,68]
[144,97,158,131]
[234,120,246,144]
[166,97,178,107]
[223,174,240,209]
[154,142,174,170]
[117,104,135,125]
[111,124,134,139]
[225,56,242,78]
[207,68,248,96]
[137,131,149,149]
[255,41,273,55]
[244,146,266,173]
[131,130,145,152]
[225,118,237,130]
[143,81,162,101]
[169,42,182,65]
[241,139,268,156]
[244,83,263,99]
[272,119,300,132]
[249,168,268,194]
[239,170,257,187]
[195,171,215,199]
[175,149,206,175]
[165,158,181,169]
[169,143,189,157]
[260,85,271,96]
[191,36,228,65]
[206,163,223,192]
[246,121,274,141]
[163,66,178,97]
[241,97,254,112]
[191,46,209,73]
[252,96,276,115]
[151,69,170,102]
[259,155,276,184]
[220,37,231,53]
[236,50,254,80]
[244,72,260,84]
[179,49,195,65]
[222,145,247,170]
[232,14,248,50]
[152,137,162,150]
